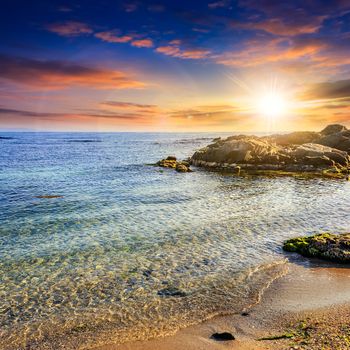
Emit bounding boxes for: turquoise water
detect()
[1,132,350,349]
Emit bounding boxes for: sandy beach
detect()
[97,256,350,350]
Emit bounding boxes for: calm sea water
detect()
[1,132,350,349]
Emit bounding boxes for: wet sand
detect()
[95,256,350,350]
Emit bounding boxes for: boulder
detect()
[267,131,320,146]
[176,163,190,172]
[180,124,350,177]
[283,233,350,263]
[192,136,279,164]
[320,124,347,136]
[157,158,177,168]
[156,157,192,172]
[293,143,349,166]
[318,129,350,152]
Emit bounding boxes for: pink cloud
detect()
[131,38,154,48]
[242,17,326,36]
[46,21,93,37]
[0,55,146,90]
[156,45,211,59]
[94,31,133,43]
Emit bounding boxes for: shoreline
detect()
[97,257,350,350]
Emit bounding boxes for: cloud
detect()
[0,107,147,121]
[147,4,165,12]
[94,31,133,43]
[241,17,326,36]
[131,38,154,48]
[101,101,157,109]
[208,1,231,9]
[100,101,160,113]
[46,21,93,36]
[123,1,139,12]
[156,40,211,59]
[236,0,350,37]
[57,6,73,12]
[169,104,241,120]
[169,39,181,45]
[301,79,350,100]
[215,37,327,67]
[0,55,146,90]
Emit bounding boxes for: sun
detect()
[257,92,286,118]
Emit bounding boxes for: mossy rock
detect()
[283,233,350,263]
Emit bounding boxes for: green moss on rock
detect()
[283,233,350,263]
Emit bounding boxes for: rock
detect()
[267,131,320,146]
[293,143,349,166]
[318,129,350,152]
[157,287,187,297]
[157,158,177,168]
[283,233,350,263]
[156,156,192,172]
[320,124,347,136]
[191,125,350,177]
[176,163,189,172]
[211,332,235,341]
[192,136,279,164]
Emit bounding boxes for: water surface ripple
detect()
[1,132,350,349]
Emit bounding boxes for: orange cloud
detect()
[46,21,93,36]
[216,37,327,67]
[0,55,146,90]
[131,39,154,48]
[242,17,325,36]
[100,101,161,114]
[94,31,133,43]
[156,45,211,59]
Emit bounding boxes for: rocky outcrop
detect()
[318,129,350,152]
[156,156,192,173]
[320,124,347,136]
[293,143,349,166]
[266,131,320,146]
[191,124,350,177]
[283,233,350,263]
[192,136,281,164]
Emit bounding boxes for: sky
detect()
[1,0,350,132]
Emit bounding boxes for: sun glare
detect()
[257,92,286,118]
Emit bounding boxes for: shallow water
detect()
[1,132,350,349]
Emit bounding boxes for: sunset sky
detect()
[1,0,350,132]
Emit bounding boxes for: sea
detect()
[1,132,350,349]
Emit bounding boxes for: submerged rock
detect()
[283,233,350,263]
[211,332,235,341]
